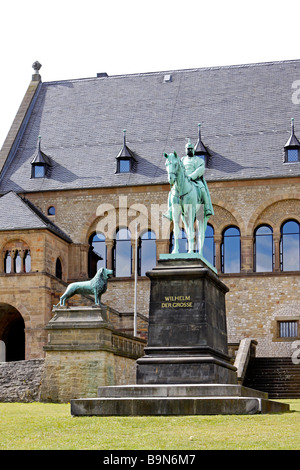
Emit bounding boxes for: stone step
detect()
[71,396,290,416]
[97,384,268,399]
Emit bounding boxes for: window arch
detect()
[113,228,132,277]
[139,230,156,276]
[254,225,274,272]
[88,232,106,278]
[202,224,215,267]
[221,226,241,273]
[169,229,188,254]
[55,258,62,279]
[280,220,300,271]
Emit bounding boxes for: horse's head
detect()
[164,151,179,185]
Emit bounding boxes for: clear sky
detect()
[1,0,300,149]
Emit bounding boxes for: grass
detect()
[0,400,299,450]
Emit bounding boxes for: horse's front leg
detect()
[172,199,181,254]
[197,213,208,257]
[183,203,195,253]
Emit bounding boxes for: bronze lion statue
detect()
[57,267,113,307]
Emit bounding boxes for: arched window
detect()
[113,228,132,277]
[139,230,156,276]
[55,258,62,279]
[221,226,241,273]
[280,220,300,271]
[14,251,22,273]
[203,224,215,267]
[169,229,188,254]
[3,242,31,274]
[4,251,12,273]
[88,233,106,278]
[24,250,31,273]
[254,225,274,272]
[48,206,55,216]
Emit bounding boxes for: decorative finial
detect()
[32,61,42,81]
[32,61,42,73]
[291,118,295,133]
[198,123,201,137]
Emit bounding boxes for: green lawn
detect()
[0,400,299,450]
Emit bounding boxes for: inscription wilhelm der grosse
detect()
[161,295,193,308]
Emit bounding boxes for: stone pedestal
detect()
[136,255,237,384]
[40,306,145,403]
[70,257,290,415]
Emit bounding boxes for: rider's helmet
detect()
[185,139,195,155]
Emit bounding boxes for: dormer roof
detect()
[284,118,300,148]
[30,136,52,166]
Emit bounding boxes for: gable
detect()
[0,191,72,242]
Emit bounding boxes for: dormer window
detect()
[286,149,299,163]
[118,158,131,173]
[116,130,137,174]
[284,118,300,163]
[31,136,52,178]
[32,164,45,178]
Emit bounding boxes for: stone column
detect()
[105,239,115,271]
[273,232,281,272]
[19,250,26,273]
[240,235,253,273]
[214,235,222,273]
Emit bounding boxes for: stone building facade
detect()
[0,60,299,365]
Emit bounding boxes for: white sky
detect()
[1,0,300,149]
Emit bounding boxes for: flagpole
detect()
[134,223,138,337]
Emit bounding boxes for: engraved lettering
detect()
[161,295,193,308]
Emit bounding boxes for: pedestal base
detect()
[71,384,290,415]
[136,353,237,385]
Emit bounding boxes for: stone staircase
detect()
[244,357,300,399]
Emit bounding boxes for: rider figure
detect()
[164,140,214,221]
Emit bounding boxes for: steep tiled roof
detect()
[0,191,72,241]
[1,59,300,193]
